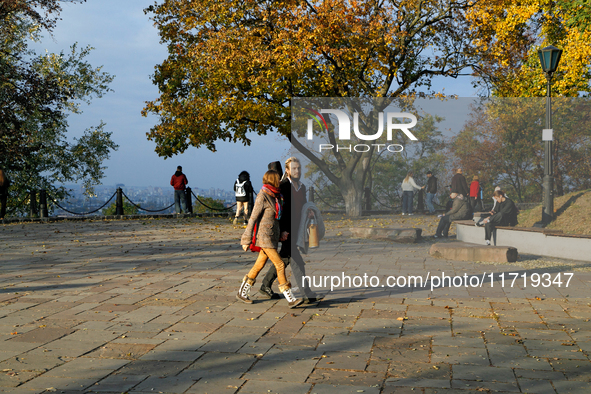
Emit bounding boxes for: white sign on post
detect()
[542,129,553,141]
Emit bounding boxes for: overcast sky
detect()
[32,0,478,191]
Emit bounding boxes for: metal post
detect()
[542,75,554,225]
[30,190,38,218]
[116,187,124,215]
[309,186,315,203]
[185,187,193,214]
[417,189,425,212]
[39,189,48,218]
[364,187,371,211]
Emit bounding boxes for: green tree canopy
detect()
[0,0,117,216]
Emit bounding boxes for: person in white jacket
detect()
[401,171,424,215]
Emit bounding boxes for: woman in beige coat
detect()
[238,170,302,308]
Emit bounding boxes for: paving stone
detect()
[431,346,490,365]
[385,378,451,388]
[185,352,257,380]
[451,379,520,392]
[130,374,196,393]
[9,327,74,343]
[452,364,516,382]
[85,343,155,359]
[238,379,312,393]
[183,377,244,394]
[0,371,40,388]
[552,380,591,393]
[310,383,381,394]
[90,373,148,392]
[518,378,558,394]
[19,375,99,390]
[307,369,385,386]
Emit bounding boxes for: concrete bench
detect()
[430,241,518,263]
[455,220,591,262]
[349,227,422,243]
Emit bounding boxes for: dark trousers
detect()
[0,194,6,218]
[402,191,414,214]
[470,197,483,212]
[436,215,452,237]
[174,189,186,213]
[262,236,313,297]
[484,213,509,241]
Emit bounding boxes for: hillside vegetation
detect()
[517,189,591,235]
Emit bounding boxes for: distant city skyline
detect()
[32,1,478,192]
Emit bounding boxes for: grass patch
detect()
[517,189,591,235]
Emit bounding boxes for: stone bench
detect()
[430,241,518,263]
[455,220,591,262]
[350,227,422,243]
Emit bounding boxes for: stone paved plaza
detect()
[1,216,591,393]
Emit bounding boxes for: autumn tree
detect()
[1,0,117,216]
[144,0,514,216]
[468,0,591,96]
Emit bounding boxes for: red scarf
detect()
[262,184,283,220]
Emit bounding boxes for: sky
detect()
[31,0,478,191]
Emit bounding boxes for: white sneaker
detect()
[485,240,491,245]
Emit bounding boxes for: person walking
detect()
[259,157,321,303]
[469,175,482,212]
[450,168,470,197]
[477,190,518,245]
[425,171,438,214]
[170,166,188,214]
[0,169,10,219]
[433,193,471,238]
[238,170,302,308]
[233,171,254,225]
[401,171,424,216]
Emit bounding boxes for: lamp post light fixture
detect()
[537,45,562,225]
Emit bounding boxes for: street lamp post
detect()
[537,45,562,225]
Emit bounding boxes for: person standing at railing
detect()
[0,169,10,219]
[170,166,188,214]
[401,171,424,216]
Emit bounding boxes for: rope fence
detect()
[3,187,237,219]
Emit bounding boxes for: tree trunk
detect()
[342,184,363,217]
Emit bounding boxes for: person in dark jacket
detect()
[259,157,321,303]
[450,168,470,197]
[425,171,438,214]
[170,166,188,214]
[239,170,302,308]
[0,169,10,219]
[434,193,471,238]
[233,171,254,225]
[477,190,518,245]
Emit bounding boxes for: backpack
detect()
[235,180,247,197]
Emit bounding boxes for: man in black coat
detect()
[477,190,518,245]
[450,168,470,197]
[259,157,321,303]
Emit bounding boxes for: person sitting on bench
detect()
[477,190,518,245]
